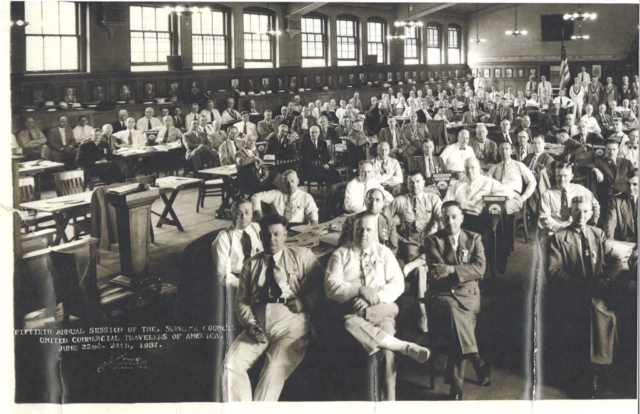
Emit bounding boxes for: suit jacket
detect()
[172,115,186,130]
[620,84,633,103]
[275,114,295,129]
[182,130,211,159]
[318,126,339,144]
[595,112,613,129]
[461,110,486,125]
[76,139,111,169]
[235,246,324,327]
[586,157,633,198]
[604,193,637,242]
[338,212,399,254]
[416,109,430,124]
[378,127,407,151]
[111,120,127,134]
[587,83,604,107]
[407,155,448,186]
[497,107,514,123]
[300,135,331,166]
[547,225,609,289]
[513,143,535,162]
[292,116,317,135]
[401,122,431,144]
[218,140,238,166]
[571,132,605,146]
[489,130,516,145]
[424,229,486,313]
[257,119,278,141]
[266,134,296,157]
[523,151,554,180]
[47,126,77,152]
[469,137,498,165]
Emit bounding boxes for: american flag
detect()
[558,29,571,90]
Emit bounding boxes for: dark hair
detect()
[626,168,639,179]
[605,139,620,147]
[407,169,426,181]
[259,214,289,233]
[555,161,573,173]
[441,200,463,213]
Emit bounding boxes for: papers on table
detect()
[106,183,141,195]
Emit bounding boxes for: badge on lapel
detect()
[461,249,469,263]
[381,227,389,241]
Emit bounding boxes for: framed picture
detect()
[166,80,180,102]
[377,72,383,82]
[348,74,356,86]
[230,78,239,90]
[289,76,297,89]
[315,74,323,88]
[61,85,80,104]
[90,83,107,102]
[505,68,513,78]
[246,77,255,91]
[326,75,333,87]
[367,72,374,83]
[276,77,285,91]
[261,77,270,90]
[454,69,460,78]
[117,82,133,101]
[434,70,439,79]
[517,68,525,78]
[427,71,432,80]
[472,68,478,77]
[494,68,502,78]
[396,71,402,82]
[31,86,48,106]
[387,72,393,82]
[441,71,447,79]
[529,68,537,78]
[359,73,365,84]
[592,65,602,79]
[483,68,491,78]
[404,71,409,81]
[303,76,310,88]
[447,70,452,78]
[412,71,417,80]
[338,74,346,87]
[142,82,156,100]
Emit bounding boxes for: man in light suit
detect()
[546,197,615,398]
[425,201,490,400]
[407,139,448,188]
[378,116,406,162]
[513,130,535,162]
[497,100,514,124]
[537,76,553,104]
[292,107,317,136]
[469,123,498,166]
[257,110,278,141]
[47,115,77,168]
[401,113,431,145]
[182,119,217,172]
[223,214,324,401]
[218,126,239,166]
[525,75,537,99]
[604,170,637,242]
[234,112,258,139]
[461,102,488,125]
[370,142,404,196]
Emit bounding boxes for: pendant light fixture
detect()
[564,4,597,21]
[505,4,528,36]
[571,24,590,40]
[472,4,486,45]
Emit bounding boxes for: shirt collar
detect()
[266,249,285,264]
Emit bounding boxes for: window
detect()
[243,12,275,68]
[301,16,326,67]
[426,23,441,65]
[192,9,228,67]
[25,1,80,72]
[130,6,171,65]
[337,17,358,66]
[404,26,420,65]
[367,19,386,64]
[448,25,461,64]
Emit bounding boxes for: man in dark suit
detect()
[317,116,339,144]
[604,170,638,242]
[513,130,535,162]
[300,126,341,186]
[469,123,498,166]
[572,118,605,146]
[546,196,615,398]
[514,115,534,142]
[461,102,487,125]
[407,139,448,188]
[76,128,127,184]
[364,102,386,136]
[338,188,399,254]
[265,124,296,157]
[524,135,555,182]
[425,201,490,400]
[489,119,515,145]
[416,101,432,124]
[496,100,514,124]
[111,109,129,134]
[595,103,614,130]
[378,116,407,162]
[292,107,317,136]
[182,118,217,172]
[47,115,78,168]
[275,106,295,130]
[171,106,186,132]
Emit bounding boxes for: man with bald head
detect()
[17,117,51,160]
[76,128,127,184]
[252,170,319,226]
[371,141,403,196]
[490,119,514,144]
[111,109,129,133]
[439,129,476,173]
[113,117,145,147]
[300,125,341,187]
[469,123,498,166]
[136,107,162,132]
[573,118,604,146]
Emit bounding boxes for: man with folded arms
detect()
[182,119,217,172]
[325,213,432,401]
[425,200,490,400]
[252,170,318,226]
[370,142,403,196]
[439,129,476,173]
[136,107,162,132]
[223,214,324,401]
[47,115,77,168]
[17,117,51,160]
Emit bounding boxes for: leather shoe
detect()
[475,363,491,387]
[449,386,463,400]
[405,343,431,364]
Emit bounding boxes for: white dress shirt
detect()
[371,157,403,186]
[439,143,477,172]
[58,127,67,146]
[201,108,222,124]
[344,178,394,214]
[185,112,200,128]
[538,184,600,232]
[212,223,262,284]
[251,189,319,224]
[136,117,162,132]
[234,121,258,138]
[114,129,146,147]
[553,96,574,108]
[73,125,93,142]
[618,142,638,167]
[487,160,537,200]
[444,175,515,214]
[581,115,601,134]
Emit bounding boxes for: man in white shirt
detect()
[581,104,602,134]
[234,112,258,139]
[221,98,242,125]
[113,117,146,147]
[344,160,393,214]
[525,76,537,99]
[538,76,552,104]
[73,115,93,142]
[503,87,516,105]
[487,142,537,215]
[252,170,319,225]
[618,129,638,167]
[578,67,591,88]
[324,213,432,400]
[553,89,574,110]
[439,129,477,173]
[136,107,162,132]
[370,142,403,196]
[201,99,222,124]
[335,100,348,121]
[608,118,629,147]
[185,102,201,127]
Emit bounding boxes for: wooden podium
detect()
[106,189,159,280]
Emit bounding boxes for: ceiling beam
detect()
[464,4,514,21]
[396,3,456,20]
[285,3,328,18]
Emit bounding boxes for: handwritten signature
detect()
[97,352,148,373]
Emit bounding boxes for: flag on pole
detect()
[559,29,571,90]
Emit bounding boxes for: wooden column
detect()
[106,189,159,280]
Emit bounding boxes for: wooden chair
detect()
[53,170,90,240]
[18,176,53,231]
[571,150,595,186]
[83,165,112,191]
[196,178,224,213]
[300,159,327,199]
[512,202,529,251]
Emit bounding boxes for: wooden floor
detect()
[32,184,636,402]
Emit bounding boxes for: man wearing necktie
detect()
[234,112,258,139]
[608,118,629,146]
[136,107,162,132]
[171,106,185,132]
[469,124,498,166]
[490,119,513,144]
[257,110,277,141]
[371,142,404,196]
[488,141,537,215]
[223,214,324,401]
[618,129,638,167]
[325,213,432,401]
[252,170,319,225]
[546,197,615,398]
[221,98,242,126]
[300,126,342,188]
[596,103,613,130]
[47,115,77,168]
[407,139,448,189]
[378,116,406,163]
[525,76,537,99]
[182,119,218,173]
[265,124,296,157]
[579,67,591,88]
[111,109,129,134]
[318,115,339,144]
[16,117,51,160]
[439,129,476,173]
[604,170,638,242]
[424,201,490,400]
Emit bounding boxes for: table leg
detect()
[156,190,184,231]
[34,174,42,201]
[52,211,72,245]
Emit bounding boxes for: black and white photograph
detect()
[4,2,639,414]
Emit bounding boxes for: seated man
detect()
[348,119,370,172]
[469,123,498,166]
[136,107,162,132]
[265,124,297,157]
[553,89,574,113]
[325,213,432,401]
[155,115,183,143]
[112,109,129,133]
[275,106,295,130]
[223,214,324,402]
[292,107,317,136]
[401,113,431,145]
[595,103,614,130]
[16,117,51,160]
[514,115,534,143]
[113,117,146,147]
[338,188,399,254]
[76,128,127,184]
[546,197,615,398]
[487,141,537,215]
[573,118,605,146]
[618,129,638,167]
[344,160,393,214]
[439,129,477,173]
[524,135,555,186]
[234,112,258,139]
[557,113,579,138]
[185,102,201,127]
[424,201,490,400]
[513,130,534,162]
[219,126,240,166]
[201,99,222,124]
[497,99,514,124]
[257,110,278,141]
[407,139,448,191]
[317,116,339,144]
[235,135,276,196]
[608,118,629,146]
[300,126,341,187]
[73,115,93,142]
[378,116,407,162]
[221,98,242,126]
[490,119,515,144]
[364,100,386,136]
[183,119,218,172]
[370,142,403,196]
[389,169,442,332]
[580,104,602,135]
[461,102,488,125]
[336,116,353,138]
[252,170,318,225]
[604,170,638,242]
[555,131,588,162]
[47,115,78,168]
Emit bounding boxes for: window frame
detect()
[336,15,359,66]
[447,24,461,64]
[129,5,173,67]
[367,17,387,65]
[191,8,230,68]
[243,9,277,66]
[426,22,442,65]
[403,25,421,65]
[23,1,84,74]
[301,13,327,67]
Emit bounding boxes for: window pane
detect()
[192,13,201,34]
[142,7,156,31]
[61,36,78,69]
[42,1,59,35]
[448,49,460,64]
[144,32,158,62]
[202,12,213,34]
[156,8,168,32]
[131,32,144,63]
[130,6,142,31]
[427,48,440,64]
[25,2,42,35]
[213,12,224,35]
[59,2,76,35]
[43,36,61,71]
[25,36,44,71]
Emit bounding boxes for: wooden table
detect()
[18,160,65,200]
[198,165,238,216]
[114,142,182,177]
[287,215,349,260]
[153,176,203,231]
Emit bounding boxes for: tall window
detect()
[426,23,441,64]
[337,17,358,66]
[243,12,275,68]
[447,25,461,64]
[130,6,171,65]
[301,16,326,67]
[404,26,420,65]
[367,19,386,64]
[25,1,80,72]
[192,9,228,67]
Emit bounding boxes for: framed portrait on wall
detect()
[505,68,513,78]
[368,72,374,83]
[377,72,383,83]
[338,74,345,87]
[327,75,333,87]
[472,68,478,77]
[494,68,502,78]
[89,83,106,102]
[396,71,402,82]
[412,71,417,80]
[433,70,439,79]
[404,71,409,81]
[303,76,310,89]
[529,68,537,78]
[166,81,180,102]
[387,72,393,82]
[359,73,366,84]
[276,77,285,91]
[246,77,255,91]
[592,65,602,79]
[261,77,270,90]
[517,68,525,78]
[31,86,48,106]
[289,76,297,89]
[315,74,323,89]
[230,78,239,90]
[142,82,156,100]
[483,68,491,78]
[117,82,133,102]
[348,74,356,86]
[61,85,80,104]
[419,71,425,81]
[454,69,460,78]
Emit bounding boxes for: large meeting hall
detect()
[8,0,639,406]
